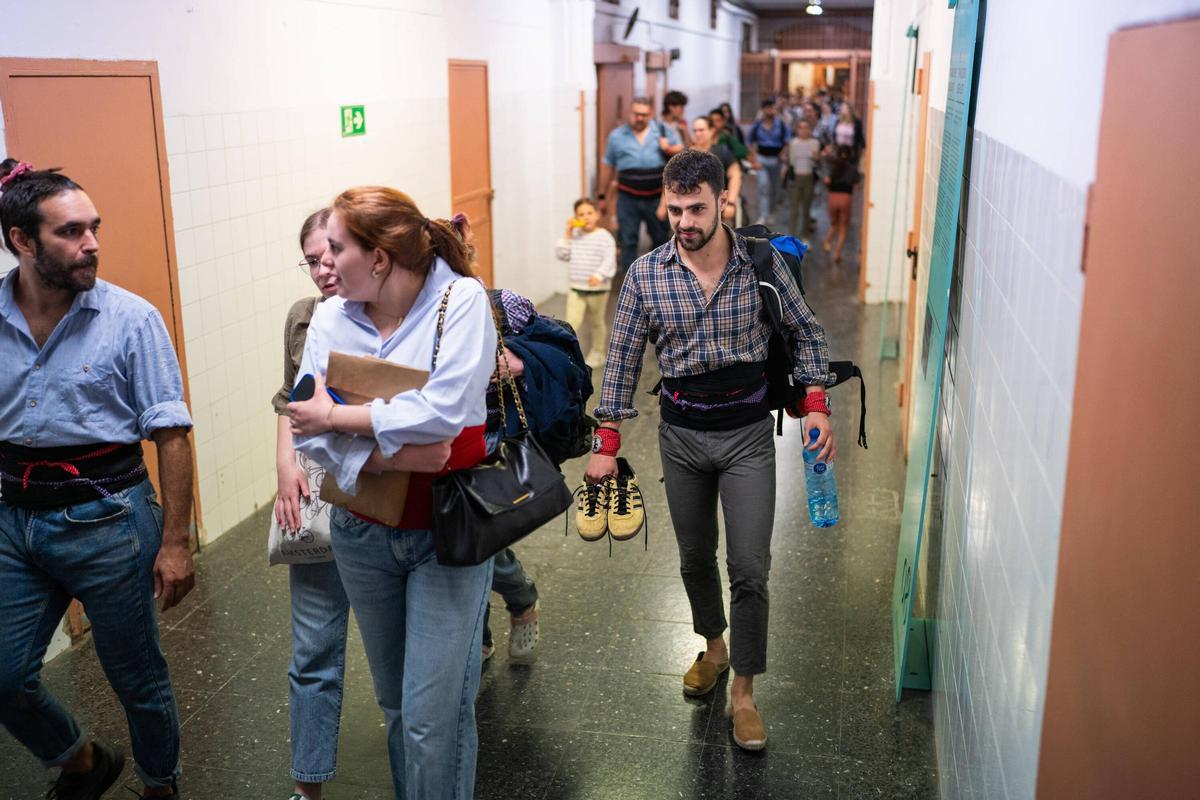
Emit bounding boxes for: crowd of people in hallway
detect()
[596,87,865,289]
[0,81,856,800]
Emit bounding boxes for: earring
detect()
[371,269,382,278]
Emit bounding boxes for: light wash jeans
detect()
[288,560,351,782]
[0,479,182,789]
[330,506,492,800]
[756,154,783,221]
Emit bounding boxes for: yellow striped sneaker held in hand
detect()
[607,457,645,541]
[573,478,610,541]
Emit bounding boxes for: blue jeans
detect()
[288,560,350,783]
[0,479,181,789]
[330,507,492,800]
[616,191,672,271]
[482,548,538,648]
[756,154,783,221]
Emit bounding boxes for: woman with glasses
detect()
[270,208,350,800]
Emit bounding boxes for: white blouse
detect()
[293,258,497,493]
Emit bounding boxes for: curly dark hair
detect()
[662,149,726,198]
[662,90,689,115]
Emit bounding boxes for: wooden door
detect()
[1,58,199,637]
[596,62,634,190]
[1036,17,1200,798]
[900,52,932,451]
[447,60,494,286]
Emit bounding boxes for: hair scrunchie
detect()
[0,162,35,191]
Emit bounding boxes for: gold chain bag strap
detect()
[429,281,573,566]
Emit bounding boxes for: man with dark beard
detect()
[0,159,194,799]
[584,149,836,752]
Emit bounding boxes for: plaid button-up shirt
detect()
[594,228,834,421]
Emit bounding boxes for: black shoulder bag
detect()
[431,284,573,566]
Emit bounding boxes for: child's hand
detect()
[588,274,602,288]
[565,219,578,237]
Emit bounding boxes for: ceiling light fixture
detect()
[806,1,824,15]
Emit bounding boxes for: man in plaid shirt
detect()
[584,149,837,752]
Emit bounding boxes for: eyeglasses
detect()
[298,257,322,271]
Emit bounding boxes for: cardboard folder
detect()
[318,351,429,527]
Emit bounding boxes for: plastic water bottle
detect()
[802,428,839,527]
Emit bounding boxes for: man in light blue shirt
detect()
[598,97,682,271]
[0,159,193,799]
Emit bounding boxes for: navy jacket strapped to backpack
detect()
[498,314,595,466]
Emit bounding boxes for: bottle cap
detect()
[808,428,820,443]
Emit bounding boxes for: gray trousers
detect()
[658,417,776,675]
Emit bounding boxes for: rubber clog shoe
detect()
[508,602,540,664]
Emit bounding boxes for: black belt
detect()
[617,167,665,197]
[0,441,146,510]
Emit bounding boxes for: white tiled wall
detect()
[931,130,1086,799]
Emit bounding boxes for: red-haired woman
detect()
[287,187,496,799]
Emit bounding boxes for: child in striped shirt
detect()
[556,197,617,368]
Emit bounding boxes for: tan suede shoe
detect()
[726,701,768,751]
[607,458,645,541]
[682,651,729,696]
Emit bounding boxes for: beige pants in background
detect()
[565,288,611,365]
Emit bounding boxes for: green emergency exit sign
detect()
[340,105,366,137]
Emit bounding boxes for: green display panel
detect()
[891,0,984,701]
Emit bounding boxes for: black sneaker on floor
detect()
[46,739,125,799]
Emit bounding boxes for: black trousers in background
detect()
[616,191,672,271]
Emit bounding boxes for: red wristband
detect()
[802,391,831,416]
[592,427,621,457]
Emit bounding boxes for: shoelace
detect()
[567,481,608,537]
[572,480,610,516]
[583,481,604,516]
[613,475,630,515]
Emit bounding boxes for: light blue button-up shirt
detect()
[602,121,681,172]
[0,270,193,447]
[293,258,497,494]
